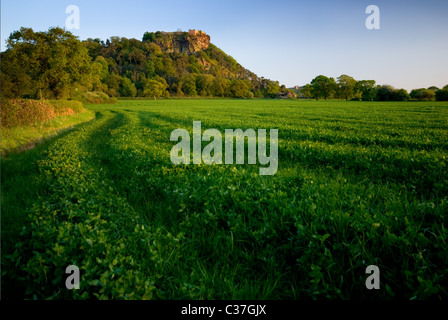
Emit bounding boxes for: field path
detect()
[2,100,447,299]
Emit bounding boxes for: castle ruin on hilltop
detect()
[189,29,204,36]
[160,29,205,36]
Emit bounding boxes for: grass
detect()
[1,99,95,155]
[1,99,448,300]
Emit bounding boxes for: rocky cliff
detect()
[153,31,210,54]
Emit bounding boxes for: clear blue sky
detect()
[1,0,447,91]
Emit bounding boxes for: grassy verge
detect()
[1,101,95,155]
[0,112,100,298]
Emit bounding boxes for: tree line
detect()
[297,75,448,101]
[0,27,285,100]
[2,27,447,102]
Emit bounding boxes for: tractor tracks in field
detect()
[78,109,177,225]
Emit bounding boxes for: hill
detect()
[84,29,282,98]
[0,27,283,100]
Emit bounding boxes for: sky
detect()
[1,0,447,91]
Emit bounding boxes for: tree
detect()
[422,89,435,100]
[376,85,396,101]
[145,60,156,78]
[196,74,214,96]
[119,77,137,97]
[1,28,290,99]
[310,75,336,100]
[427,86,439,92]
[300,84,312,99]
[99,33,269,98]
[230,79,251,98]
[142,32,156,42]
[188,55,202,74]
[410,88,435,101]
[265,81,280,98]
[83,38,104,59]
[105,73,122,97]
[212,78,230,97]
[354,80,376,101]
[395,89,410,101]
[143,78,168,100]
[181,74,197,96]
[91,56,110,92]
[435,87,448,101]
[2,27,94,99]
[336,74,357,100]
[0,50,32,98]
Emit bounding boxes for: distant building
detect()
[188,29,205,36]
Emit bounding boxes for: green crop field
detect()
[2,99,448,300]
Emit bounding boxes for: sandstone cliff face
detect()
[154,32,210,54]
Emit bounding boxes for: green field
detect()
[2,99,448,300]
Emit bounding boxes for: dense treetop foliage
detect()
[1,27,447,101]
[1,28,94,99]
[300,75,448,101]
[1,27,284,100]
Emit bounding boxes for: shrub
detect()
[0,99,86,128]
[72,91,117,104]
[49,100,85,114]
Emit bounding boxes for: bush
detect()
[0,99,86,128]
[49,100,85,114]
[72,91,117,104]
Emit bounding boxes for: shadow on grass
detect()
[0,113,99,299]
